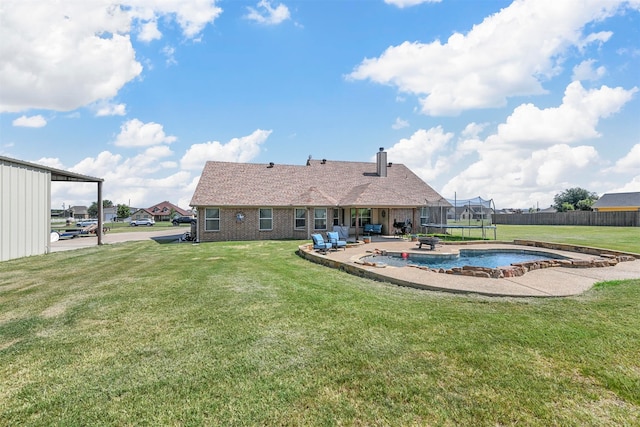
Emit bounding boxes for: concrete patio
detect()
[299,237,640,297]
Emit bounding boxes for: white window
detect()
[350,208,371,227]
[205,208,220,231]
[259,208,273,230]
[314,208,327,230]
[295,208,306,229]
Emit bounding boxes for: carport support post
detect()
[97,180,103,245]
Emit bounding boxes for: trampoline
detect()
[422,196,497,240]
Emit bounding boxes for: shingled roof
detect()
[593,192,640,209]
[190,159,447,208]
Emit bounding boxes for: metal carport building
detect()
[0,156,104,262]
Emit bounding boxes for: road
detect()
[50,227,192,253]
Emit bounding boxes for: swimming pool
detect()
[363,249,567,269]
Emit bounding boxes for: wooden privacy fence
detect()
[493,211,640,227]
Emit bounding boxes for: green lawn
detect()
[1,227,639,425]
[431,224,640,254]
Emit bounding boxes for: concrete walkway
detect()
[302,238,640,297]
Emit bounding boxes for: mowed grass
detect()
[438,224,640,254]
[1,226,639,425]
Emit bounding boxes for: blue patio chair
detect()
[311,234,333,254]
[326,231,347,251]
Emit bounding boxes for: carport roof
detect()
[0,155,103,182]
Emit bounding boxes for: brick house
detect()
[129,208,155,221]
[190,149,450,242]
[147,201,192,222]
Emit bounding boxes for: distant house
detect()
[190,149,450,242]
[448,205,493,221]
[71,205,89,219]
[103,206,118,222]
[130,208,155,221]
[147,201,192,222]
[593,192,640,212]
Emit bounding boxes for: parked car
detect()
[76,220,98,227]
[172,216,195,226]
[130,218,155,226]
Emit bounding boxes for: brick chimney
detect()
[376,147,387,177]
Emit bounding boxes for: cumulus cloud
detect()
[392,117,410,129]
[114,119,177,147]
[12,115,47,128]
[572,59,606,81]
[385,127,454,181]
[48,149,192,209]
[0,0,221,113]
[138,20,162,42]
[94,102,127,117]
[34,157,66,170]
[494,81,637,146]
[428,80,637,208]
[614,144,640,172]
[245,0,290,25]
[348,0,634,116]
[181,129,272,171]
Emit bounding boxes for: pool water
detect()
[363,249,565,269]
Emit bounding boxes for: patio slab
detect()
[300,238,640,297]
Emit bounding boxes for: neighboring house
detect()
[71,205,89,219]
[147,201,192,222]
[190,149,450,242]
[458,205,493,222]
[593,192,640,212]
[103,206,118,222]
[448,205,494,221]
[130,208,155,221]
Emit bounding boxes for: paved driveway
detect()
[50,228,188,253]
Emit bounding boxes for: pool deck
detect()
[300,238,640,297]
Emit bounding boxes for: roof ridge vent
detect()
[267,162,274,168]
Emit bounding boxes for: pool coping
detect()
[298,239,640,297]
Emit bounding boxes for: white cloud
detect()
[384,0,441,7]
[138,20,162,42]
[494,81,637,146]
[0,1,221,113]
[572,59,606,81]
[386,127,454,181]
[48,150,194,209]
[114,119,177,147]
[614,144,640,172]
[245,0,290,25]
[34,157,66,170]
[181,129,272,171]
[348,0,634,116]
[461,122,488,139]
[128,0,223,39]
[12,115,47,128]
[94,102,127,117]
[433,79,637,208]
[391,117,409,130]
[609,175,640,193]
[163,45,178,66]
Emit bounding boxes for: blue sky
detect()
[1,0,639,210]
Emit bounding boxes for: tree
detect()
[553,188,598,212]
[117,204,131,220]
[88,200,114,217]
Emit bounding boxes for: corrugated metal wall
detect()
[1,159,51,261]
